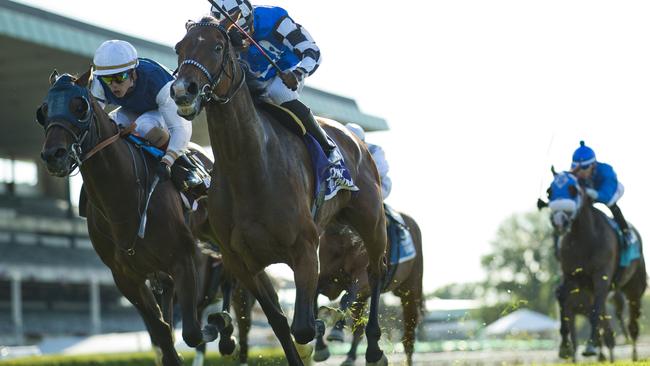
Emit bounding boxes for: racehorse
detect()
[315,211,424,366]
[546,171,646,362]
[38,70,210,366]
[171,17,389,366]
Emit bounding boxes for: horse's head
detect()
[37,70,95,177]
[547,171,584,235]
[171,17,245,120]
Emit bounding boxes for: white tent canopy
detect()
[484,309,559,336]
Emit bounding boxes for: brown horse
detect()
[38,71,209,366]
[547,171,646,362]
[171,17,389,366]
[315,211,424,366]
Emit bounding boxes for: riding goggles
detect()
[100,71,130,85]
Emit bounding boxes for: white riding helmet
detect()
[211,0,254,31]
[93,40,139,76]
[345,123,366,142]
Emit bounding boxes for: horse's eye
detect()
[36,103,47,126]
[214,44,223,53]
[568,185,578,198]
[71,97,89,120]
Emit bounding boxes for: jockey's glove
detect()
[280,71,300,91]
[156,161,171,181]
[585,188,599,200]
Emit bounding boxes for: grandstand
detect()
[0,0,387,346]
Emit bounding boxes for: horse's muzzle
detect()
[171,79,201,120]
[552,211,571,235]
[41,147,71,177]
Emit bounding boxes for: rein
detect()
[177,21,246,105]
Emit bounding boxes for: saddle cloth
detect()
[605,217,641,267]
[385,204,416,266]
[259,102,358,206]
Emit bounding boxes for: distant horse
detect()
[171,17,389,366]
[546,171,646,362]
[315,211,424,366]
[38,70,210,366]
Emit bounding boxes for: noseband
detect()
[177,21,246,104]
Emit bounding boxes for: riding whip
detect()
[137,175,159,238]
[206,0,284,74]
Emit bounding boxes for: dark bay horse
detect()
[547,171,646,362]
[315,211,424,366]
[38,71,210,366]
[171,17,389,366]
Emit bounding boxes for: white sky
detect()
[18,0,650,293]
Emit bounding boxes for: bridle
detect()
[177,21,246,105]
[38,74,127,174]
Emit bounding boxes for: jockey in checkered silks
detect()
[90,40,203,191]
[571,140,632,248]
[210,0,335,155]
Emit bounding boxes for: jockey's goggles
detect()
[100,71,130,85]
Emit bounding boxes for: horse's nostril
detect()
[188,81,199,96]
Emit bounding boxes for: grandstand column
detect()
[11,272,24,345]
[90,277,101,334]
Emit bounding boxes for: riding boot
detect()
[282,100,336,155]
[610,203,631,249]
[171,154,204,192]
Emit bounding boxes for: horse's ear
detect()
[551,165,557,176]
[185,20,195,30]
[49,70,59,86]
[75,68,92,87]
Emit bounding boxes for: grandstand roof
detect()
[0,0,388,161]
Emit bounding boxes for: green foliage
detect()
[479,210,560,318]
[431,282,483,299]
[0,349,287,366]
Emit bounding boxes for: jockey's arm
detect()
[156,80,192,166]
[596,166,619,205]
[274,15,321,78]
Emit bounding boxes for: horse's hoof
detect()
[201,324,219,343]
[559,341,574,359]
[219,336,237,356]
[341,357,356,366]
[366,353,388,366]
[633,348,638,361]
[207,311,233,331]
[582,342,598,357]
[327,328,345,343]
[313,345,331,362]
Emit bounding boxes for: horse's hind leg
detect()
[398,291,421,366]
[623,265,647,362]
[113,274,182,366]
[233,283,254,365]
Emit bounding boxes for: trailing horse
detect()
[546,171,646,362]
[38,70,212,366]
[171,17,389,366]
[315,209,424,366]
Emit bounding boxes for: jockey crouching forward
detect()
[90,40,204,192]
[210,0,336,156]
[571,141,632,248]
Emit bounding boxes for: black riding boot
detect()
[282,100,336,154]
[610,203,631,249]
[171,154,203,192]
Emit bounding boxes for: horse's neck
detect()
[572,203,599,242]
[205,87,268,177]
[80,113,140,219]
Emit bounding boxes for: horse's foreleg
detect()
[233,283,253,365]
[556,282,575,360]
[584,277,610,357]
[113,274,181,366]
[173,251,203,348]
[217,278,237,356]
[291,237,319,345]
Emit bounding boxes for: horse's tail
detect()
[400,212,426,317]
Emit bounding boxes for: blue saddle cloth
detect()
[605,217,641,267]
[385,205,416,266]
[303,133,358,202]
[125,134,165,160]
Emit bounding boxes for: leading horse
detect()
[38,70,209,366]
[546,171,646,362]
[171,17,389,366]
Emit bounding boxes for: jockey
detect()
[90,40,202,191]
[571,141,632,247]
[345,123,392,200]
[209,0,335,155]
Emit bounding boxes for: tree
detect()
[480,210,560,317]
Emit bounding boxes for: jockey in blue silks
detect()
[209,0,335,155]
[345,123,392,200]
[90,40,203,191]
[571,141,632,247]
